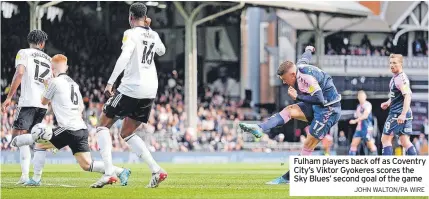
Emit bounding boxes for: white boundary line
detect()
[2,182,78,188]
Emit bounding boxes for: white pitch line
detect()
[2,182,78,187]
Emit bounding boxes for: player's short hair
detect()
[357,90,366,95]
[52,54,68,64]
[277,61,295,76]
[27,30,48,45]
[389,53,403,63]
[129,2,147,19]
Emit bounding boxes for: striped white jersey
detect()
[15,48,52,108]
[43,74,87,131]
[107,26,166,99]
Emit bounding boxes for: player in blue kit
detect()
[349,90,377,155]
[380,54,417,156]
[239,46,342,184]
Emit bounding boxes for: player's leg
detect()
[399,120,417,155]
[349,136,361,156]
[267,133,322,185]
[10,107,37,184]
[23,142,54,186]
[381,115,395,155]
[27,108,49,185]
[25,127,68,186]
[121,116,167,188]
[364,130,378,155]
[267,105,341,185]
[96,94,123,178]
[240,103,311,138]
[73,152,131,186]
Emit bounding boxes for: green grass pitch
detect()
[1,163,425,199]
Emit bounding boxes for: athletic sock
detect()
[19,145,31,179]
[90,161,124,176]
[32,147,46,182]
[258,109,291,131]
[15,134,34,147]
[125,133,161,173]
[96,127,114,176]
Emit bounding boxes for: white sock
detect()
[90,161,124,176]
[96,127,114,176]
[32,148,46,182]
[19,145,31,178]
[15,134,35,147]
[125,134,161,173]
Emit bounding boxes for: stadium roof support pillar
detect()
[305,12,366,67]
[174,2,244,132]
[28,1,62,30]
[28,1,39,31]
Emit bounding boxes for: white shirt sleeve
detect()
[15,50,28,68]
[154,32,166,56]
[107,30,136,85]
[77,88,85,113]
[43,79,58,100]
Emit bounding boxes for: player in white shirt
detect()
[2,30,51,184]
[12,54,131,186]
[91,3,166,188]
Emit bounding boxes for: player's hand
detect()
[145,17,151,27]
[305,46,315,53]
[43,78,51,88]
[397,114,406,124]
[380,101,391,110]
[1,98,11,113]
[288,86,297,100]
[104,84,114,98]
[349,119,357,125]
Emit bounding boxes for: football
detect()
[31,123,53,143]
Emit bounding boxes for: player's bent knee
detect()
[74,152,91,171]
[120,129,134,139]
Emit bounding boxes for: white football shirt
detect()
[15,48,52,108]
[108,26,166,99]
[43,74,87,131]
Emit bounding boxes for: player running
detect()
[91,2,167,188]
[2,30,51,184]
[349,90,377,155]
[380,54,417,156]
[239,46,342,185]
[12,54,131,186]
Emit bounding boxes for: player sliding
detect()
[380,54,417,156]
[11,54,131,186]
[239,46,342,185]
[92,2,167,188]
[2,30,52,184]
[349,90,377,155]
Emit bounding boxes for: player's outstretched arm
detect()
[1,65,25,112]
[107,31,136,87]
[297,46,315,65]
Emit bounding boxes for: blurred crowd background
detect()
[1,1,428,155]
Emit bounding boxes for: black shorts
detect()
[103,92,154,123]
[50,127,90,155]
[13,107,47,131]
